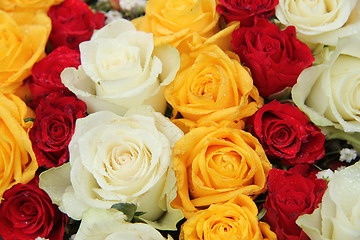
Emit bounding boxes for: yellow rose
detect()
[180,195,277,240]
[0,0,63,12]
[171,126,272,218]
[133,0,220,48]
[0,93,37,200]
[0,10,51,94]
[164,44,263,132]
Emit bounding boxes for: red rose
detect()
[249,100,325,166]
[0,178,67,240]
[231,18,314,98]
[28,46,81,108]
[216,0,278,26]
[29,92,87,168]
[263,167,327,240]
[48,0,105,49]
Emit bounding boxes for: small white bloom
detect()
[105,10,123,25]
[119,0,147,12]
[316,169,334,181]
[339,148,358,163]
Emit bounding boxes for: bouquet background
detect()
[0,0,360,239]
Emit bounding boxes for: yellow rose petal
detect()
[0,10,51,94]
[180,195,276,240]
[0,93,37,200]
[171,126,271,218]
[165,44,263,132]
[0,0,63,12]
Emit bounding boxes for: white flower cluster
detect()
[339,148,358,163]
[105,10,123,25]
[316,169,334,181]
[119,0,147,12]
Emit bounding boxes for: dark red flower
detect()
[29,92,87,168]
[0,178,67,240]
[231,18,314,98]
[28,46,81,108]
[249,100,325,166]
[216,0,278,26]
[263,167,327,240]
[48,0,105,50]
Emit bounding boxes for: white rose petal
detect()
[61,18,180,116]
[297,161,360,240]
[75,208,170,240]
[275,0,360,45]
[39,107,184,229]
[292,33,360,132]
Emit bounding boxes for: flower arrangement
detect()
[0,0,360,239]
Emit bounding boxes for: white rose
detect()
[75,208,172,240]
[296,161,360,240]
[292,33,360,132]
[61,18,180,116]
[275,0,360,45]
[39,106,184,230]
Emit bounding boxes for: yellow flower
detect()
[133,0,220,48]
[180,195,277,240]
[0,10,51,94]
[0,0,63,12]
[171,126,272,218]
[0,93,37,200]
[164,44,263,132]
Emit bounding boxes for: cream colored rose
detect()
[75,208,172,240]
[275,0,360,45]
[292,34,360,132]
[39,106,184,230]
[296,161,360,240]
[61,18,180,116]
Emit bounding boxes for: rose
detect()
[75,208,172,240]
[48,0,105,50]
[231,18,314,98]
[171,126,272,218]
[0,178,67,240]
[0,93,37,199]
[275,0,360,45]
[0,10,51,94]
[132,0,220,48]
[263,166,327,240]
[29,92,87,168]
[216,0,279,26]
[28,46,81,108]
[164,44,263,132]
[39,106,184,230]
[181,195,276,240]
[292,34,360,133]
[62,18,180,116]
[249,100,325,166]
[0,0,62,12]
[297,161,360,240]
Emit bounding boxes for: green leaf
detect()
[111,203,138,222]
[24,117,35,123]
[134,211,146,216]
[258,208,267,221]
